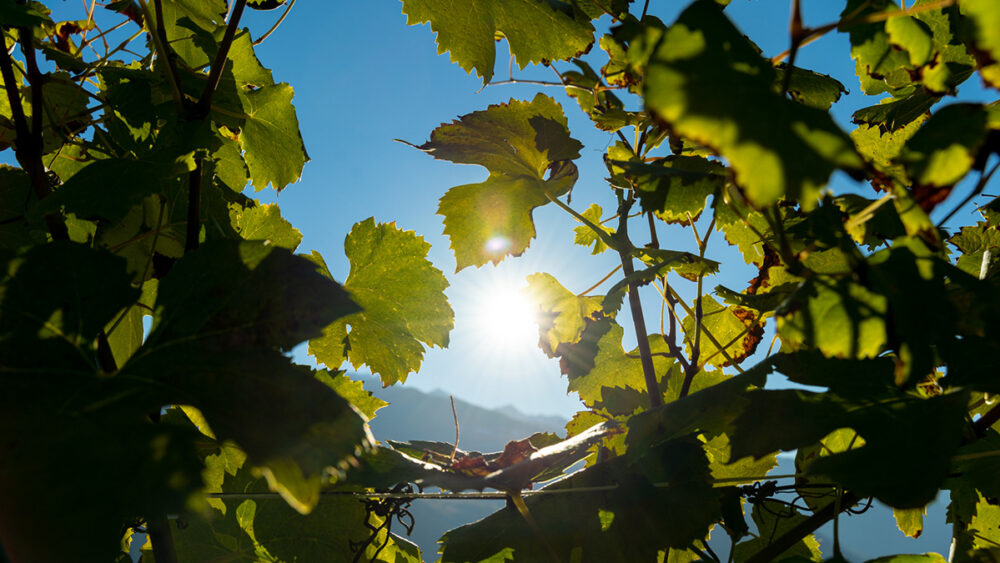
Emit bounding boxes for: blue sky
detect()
[240,0,997,417]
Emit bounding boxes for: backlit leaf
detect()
[643,0,863,209]
[400,0,596,84]
[411,94,582,270]
[309,218,453,386]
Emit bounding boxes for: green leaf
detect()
[893,506,926,538]
[562,60,643,132]
[777,276,888,359]
[949,221,1000,277]
[167,437,420,563]
[238,84,309,192]
[525,272,602,357]
[0,0,52,26]
[887,15,935,67]
[314,369,388,421]
[309,218,453,386]
[122,240,369,513]
[731,388,969,508]
[682,295,763,368]
[0,243,202,562]
[865,555,947,563]
[852,90,937,133]
[400,0,596,84]
[843,0,915,95]
[412,94,583,270]
[230,202,302,250]
[898,103,992,193]
[643,0,863,209]
[616,156,724,222]
[559,319,670,407]
[959,0,1000,89]
[573,203,615,254]
[714,186,771,265]
[775,64,849,110]
[150,0,227,69]
[38,153,196,221]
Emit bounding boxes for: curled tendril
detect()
[349,483,420,563]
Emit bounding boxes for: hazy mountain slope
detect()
[364,380,569,560]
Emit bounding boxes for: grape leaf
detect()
[642,0,863,209]
[410,94,583,270]
[959,0,1000,89]
[315,370,388,421]
[400,0,596,84]
[230,202,302,250]
[775,64,848,110]
[309,218,453,386]
[0,243,202,561]
[122,240,369,513]
[843,0,917,95]
[573,203,615,254]
[37,153,197,222]
[949,221,1000,277]
[894,507,926,538]
[615,156,724,222]
[853,91,937,133]
[777,277,888,359]
[525,272,602,357]
[682,295,762,368]
[898,103,993,207]
[238,84,309,192]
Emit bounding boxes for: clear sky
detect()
[235,0,996,417]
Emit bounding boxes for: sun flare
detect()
[471,282,539,353]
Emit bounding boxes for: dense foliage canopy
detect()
[0,0,999,561]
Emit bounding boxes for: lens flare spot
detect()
[484,236,510,254]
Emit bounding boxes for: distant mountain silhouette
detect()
[361,379,952,562]
[362,378,570,560]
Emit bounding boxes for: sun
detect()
[470,278,540,354]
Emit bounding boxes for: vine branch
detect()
[617,195,663,409]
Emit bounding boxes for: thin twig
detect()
[449,395,460,462]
